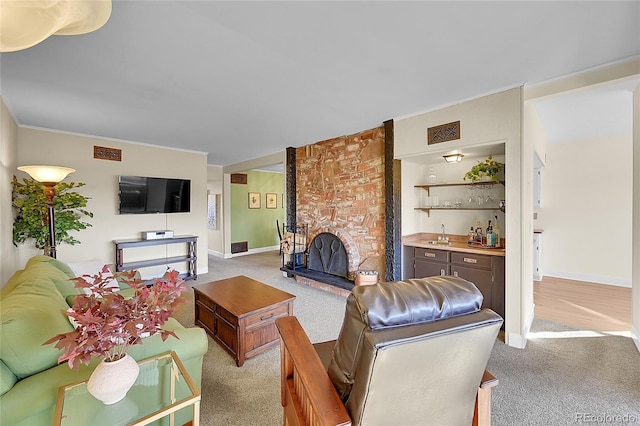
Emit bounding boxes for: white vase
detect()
[87,354,140,405]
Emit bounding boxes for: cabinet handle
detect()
[424,252,436,258]
[463,257,477,264]
[260,313,274,321]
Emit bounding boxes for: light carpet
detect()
[173,252,640,426]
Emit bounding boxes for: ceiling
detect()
[1,1,638,167]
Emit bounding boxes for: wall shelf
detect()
[414,181,505,217]
[414,207,501,217]
[415,181,504,195]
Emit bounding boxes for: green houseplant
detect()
[463,156,505,183]
[12,176,93,253]
[44,267,187,369]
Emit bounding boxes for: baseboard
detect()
[507,332,527,349]
[230,245,279,258]
[543,270,631,288]
[507,302,535,349]
[207,249,224,258]
[632,324,640,354]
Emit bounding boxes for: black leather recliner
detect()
[276,275,503,426]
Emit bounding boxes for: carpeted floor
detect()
[174,251,640,426]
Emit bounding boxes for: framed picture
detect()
[207,193,217,230]
[266,193,277,209]
[248,192,261,209]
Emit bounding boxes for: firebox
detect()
[307,232,349,279]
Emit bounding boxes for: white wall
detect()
[14,127,209,279]
[0,97,20,286]
[537,135,632,287]
[395,87,531,348]
[207,165,224,256]
[525,101,548,166]
[632,83,639,351]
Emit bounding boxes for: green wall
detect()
[230,170,285,250]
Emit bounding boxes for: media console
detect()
[114,235,198,281]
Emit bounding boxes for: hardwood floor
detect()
[533,276,632,334]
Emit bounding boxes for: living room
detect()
[1,2,639,425]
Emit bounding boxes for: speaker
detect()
[141,230,174,240]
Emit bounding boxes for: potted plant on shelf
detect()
[44,267,187,404]
[463,156,505,183]
[12,176,93,253]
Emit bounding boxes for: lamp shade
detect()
[0,0,112,53]
[18,165,75,183]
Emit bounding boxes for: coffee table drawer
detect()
[245,303,289,328]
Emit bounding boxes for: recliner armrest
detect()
[276,316,351,426]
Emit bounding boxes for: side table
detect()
[54,351,200,426]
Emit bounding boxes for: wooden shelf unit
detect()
[415,181,505,194]
[114,235,198,281]
[415,181,504,217]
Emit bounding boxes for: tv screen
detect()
[118,176,191,214]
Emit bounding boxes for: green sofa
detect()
[0,255,208,425]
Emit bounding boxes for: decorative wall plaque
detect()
[231,173,248,184]
[93,145,122,161]
[427,121,460,145]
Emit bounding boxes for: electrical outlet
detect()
[533,212,538,220]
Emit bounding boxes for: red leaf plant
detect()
[44,266,187,370]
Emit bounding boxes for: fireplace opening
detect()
[307,232,348,278]
[281,230,355,293]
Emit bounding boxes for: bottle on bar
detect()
[486,220,495,247]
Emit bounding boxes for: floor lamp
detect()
[17,165,76,259]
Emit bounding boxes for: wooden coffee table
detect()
[193,276,295,367]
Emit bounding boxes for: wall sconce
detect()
[0,0,112,53]
[17,165,76,258]
[443,153,464,163]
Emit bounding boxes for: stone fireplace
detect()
[296,127,385,274]
[283,122,401,294]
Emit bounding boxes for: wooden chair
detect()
[276,276,503,426]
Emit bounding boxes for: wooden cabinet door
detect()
[450,264,493,310]
[403,246,416,279]
[415,259,449,278]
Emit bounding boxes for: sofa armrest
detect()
[275,316,351,426]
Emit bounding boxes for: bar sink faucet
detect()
[439,224,448,242]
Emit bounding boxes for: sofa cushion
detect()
[0,270,74,379]
[0,360,17,396]
[15,255,80,299]
[327,276,483,399]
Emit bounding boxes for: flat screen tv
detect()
[118,176,191,214]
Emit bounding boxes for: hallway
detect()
[534,276,631,335]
